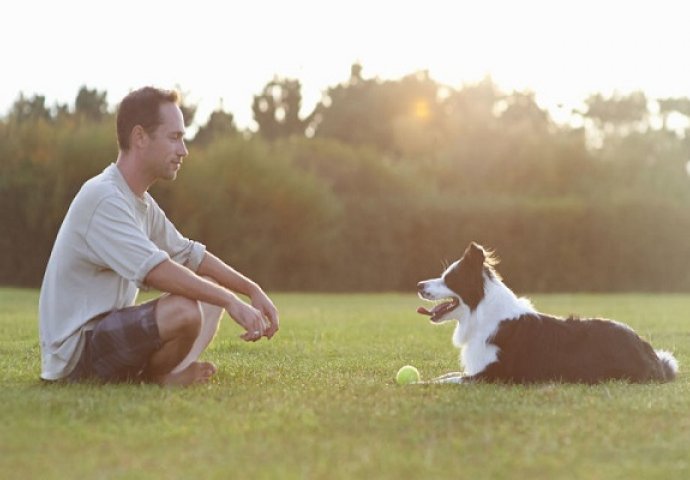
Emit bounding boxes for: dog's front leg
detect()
[429,372,466,384]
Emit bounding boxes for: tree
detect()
[252,77,311,140]
[581,91,649,135]
[498,91,551,133]
[440,76,502,140]
[192,105,238,145]
[74,86,108,121]
[442,76,500,121]
[9,93,53,123]
[312,64,442,155]
[657,97,690,132]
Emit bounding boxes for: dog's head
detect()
[417,242,499,323]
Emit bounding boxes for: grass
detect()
[1,288,689,479]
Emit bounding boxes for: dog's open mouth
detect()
[417,297,460,321]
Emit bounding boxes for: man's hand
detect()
[195,252,280,341]
[250,289,280,339]
[225,295,268,342]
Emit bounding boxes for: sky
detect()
[2,0,689,131]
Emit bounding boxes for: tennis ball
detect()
[396,365,420,385]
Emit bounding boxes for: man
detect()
[39,87,279,386]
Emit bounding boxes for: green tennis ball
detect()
[396,365,420,385]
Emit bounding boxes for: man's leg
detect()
[144,295,209,385]
[170,300,223,374]
[145,291,223,386]
[169,276,224,375]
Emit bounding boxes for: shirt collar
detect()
[106,163,149,210]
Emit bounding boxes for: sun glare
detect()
[414,100,430,120]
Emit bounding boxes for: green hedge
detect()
[2,121,689,292]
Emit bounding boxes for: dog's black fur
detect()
[474,314,674,384]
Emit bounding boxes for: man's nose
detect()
[179,141,189,157]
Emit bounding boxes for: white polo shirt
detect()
[38,164,206,380]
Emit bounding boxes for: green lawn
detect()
[1,288,689,479]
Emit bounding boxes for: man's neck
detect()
[115,153,153,197]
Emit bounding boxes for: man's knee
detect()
[156,295,202,340]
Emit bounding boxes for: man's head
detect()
[116,87,188,182]
[116,87,180,151]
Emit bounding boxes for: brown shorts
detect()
[67,299,162,383]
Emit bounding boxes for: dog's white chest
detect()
[461,340,499,376]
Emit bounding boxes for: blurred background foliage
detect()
[2,68,690,292]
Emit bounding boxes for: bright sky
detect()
[2,0,688,131]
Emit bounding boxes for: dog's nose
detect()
[417,282,425,292]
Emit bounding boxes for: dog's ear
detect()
[469,241,484,252]
[463,242,486,265]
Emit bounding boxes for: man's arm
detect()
[196,252,260,297]
[144,258,271,341]
[196,252,279,338]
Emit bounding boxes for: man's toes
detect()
[199,361,217,377]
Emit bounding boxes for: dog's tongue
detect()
[417,302,452,316]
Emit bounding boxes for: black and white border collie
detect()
[417,242,678,384]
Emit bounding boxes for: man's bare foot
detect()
[157,361,217,386]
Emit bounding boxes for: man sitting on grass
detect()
[39,86,279,386]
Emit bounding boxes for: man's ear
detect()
[131,125,148,149]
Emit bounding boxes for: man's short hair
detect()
[116,87,179,151]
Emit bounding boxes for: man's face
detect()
[143,102,188,181]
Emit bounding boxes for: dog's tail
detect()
[655,350,679,381]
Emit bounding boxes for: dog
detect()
[417,242,678,384]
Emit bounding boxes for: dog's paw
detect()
[430,372,466,384]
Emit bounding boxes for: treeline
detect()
[2,66,690,292]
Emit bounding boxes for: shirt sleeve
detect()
[84,195,170,288]
[147,195,207,272]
